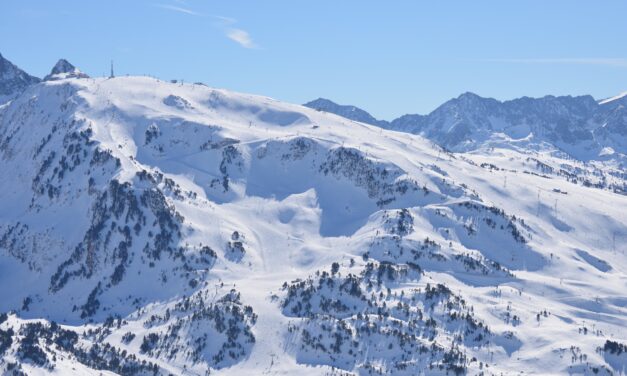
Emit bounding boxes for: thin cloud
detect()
[477,58,627,68]
[226,28,257,49]
[212,15,237,25]
[213,16,258,49]
[153,3,258,49]
[154,3,203,16]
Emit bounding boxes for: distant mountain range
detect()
[305,91,627,160]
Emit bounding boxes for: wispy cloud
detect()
[153,3,258,49]
[226,28,257,49]
[212,15,237,25]
[213,16,258,49]
[476,58,627,68]
[154,3,203,16]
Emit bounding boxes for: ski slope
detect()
[0,75,625,375]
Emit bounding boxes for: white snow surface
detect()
[0,76,625,375]
[599,91,627,105]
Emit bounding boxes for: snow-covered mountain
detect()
[0,56,626,375]
[304,98,390,128]
[43,59,90,81]
[0,53,40,104]
[307,93,627,162]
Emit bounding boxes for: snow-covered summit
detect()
[44,58,89,81]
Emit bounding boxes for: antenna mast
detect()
[110,60,115,78]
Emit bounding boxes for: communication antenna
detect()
[110,60,115,78]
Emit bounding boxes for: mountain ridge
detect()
[304,92,627,160]
[0,52,41,102]
[0,54,625,375]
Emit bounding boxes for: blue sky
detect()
[1,0,626,119]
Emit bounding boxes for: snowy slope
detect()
[0,71,625,375]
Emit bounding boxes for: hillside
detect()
[0,62,625,375]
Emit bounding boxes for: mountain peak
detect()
[0,52,40,99]
[44,58,89,81]
[457,91,483,100]
[434,92,500,116]
[303,97,389,127]
[50,59,77,75]
[304,98,347,112]
[305,97,337,106]
[452,92,500,106]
